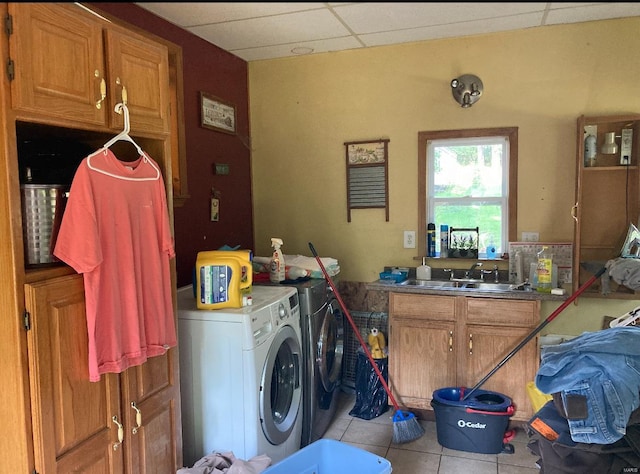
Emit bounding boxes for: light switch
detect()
[213,163,230,175]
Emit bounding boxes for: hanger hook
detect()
[114,103,131,135]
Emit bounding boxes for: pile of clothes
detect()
[526,326,640,473]
[177,452,271,474]
[253,254,340,280]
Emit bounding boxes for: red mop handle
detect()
[308,243,401,412]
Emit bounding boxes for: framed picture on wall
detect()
[200,92,236,135]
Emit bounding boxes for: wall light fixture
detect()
[451,74,483,108]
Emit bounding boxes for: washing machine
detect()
[257,278,345,447]
[177,285,303,467]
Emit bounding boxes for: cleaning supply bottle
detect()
[440,224,449,257]
[536,246,553,293]
[416,257,431,280]
[427,223,436,257]
[270,238,285,283]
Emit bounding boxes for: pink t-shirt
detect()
[54,148,176,382]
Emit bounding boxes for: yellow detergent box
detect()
[195,251,252,309]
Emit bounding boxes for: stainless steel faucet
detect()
[465,262,482,279]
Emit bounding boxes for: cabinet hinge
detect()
[23,310,31,331]
[6,58,14,81]
[4,14,12,37]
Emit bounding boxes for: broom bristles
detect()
[392,410,425,444]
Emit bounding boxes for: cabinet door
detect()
[574,114,640,297]
[105,28,170,135]
[25,274,124,473]
[389,317,456,410]
[460,324,538,421]
[9,3,107,126]
[389,293,457,409]
[121,350,182,473]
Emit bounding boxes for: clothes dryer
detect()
[303,283,345,446]
[285,279,344,447]
[177,285,302,467]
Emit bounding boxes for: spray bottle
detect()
[536,246,553,293]
[270,238,285,283]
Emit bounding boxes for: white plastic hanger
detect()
[609,306,640,327]
[102,102,144,156]
[88,102,160,181]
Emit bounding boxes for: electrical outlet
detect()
[522,232,539,242]
[403,231,416,249]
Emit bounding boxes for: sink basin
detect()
[397,279,521,293]
[460,282,516,292]
[399,280,463,289]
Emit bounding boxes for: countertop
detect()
[366,280,570,301]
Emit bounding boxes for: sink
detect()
[399,280,463,289]
[460,282,516,292]
[397,279,521,293]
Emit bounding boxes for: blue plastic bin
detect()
[263,439,392,474]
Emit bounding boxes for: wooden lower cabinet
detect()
[389,293,540,422]
[25,274,182,473]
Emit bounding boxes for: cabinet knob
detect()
[571,202,578,223]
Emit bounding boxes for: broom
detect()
[308,242,425,444]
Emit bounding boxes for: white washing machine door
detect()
[317,298,344,392]
[260,324,302,445]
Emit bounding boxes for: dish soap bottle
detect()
[270,238,285,283]
[536,246,553,293]
[416,257,431,280]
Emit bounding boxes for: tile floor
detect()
[321,391,541,473]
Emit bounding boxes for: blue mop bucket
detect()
[431,387,514,454]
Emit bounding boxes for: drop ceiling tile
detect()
[135,2,326,26]
[233,36,363,62]
[187,9,350,50]
[360,12,545,46]
[545,2,640,25]
[333,2,548,34]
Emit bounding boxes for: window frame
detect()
[417,127,518,259]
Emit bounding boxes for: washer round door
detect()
[317,298,344,392]
[260,324,302,445]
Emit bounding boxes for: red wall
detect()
[96,3,253,287]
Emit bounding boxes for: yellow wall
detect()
[249,17,640,333]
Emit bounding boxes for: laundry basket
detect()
[263,439,392,474]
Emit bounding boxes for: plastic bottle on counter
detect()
[536,246,553,293]
[440,224,449,257]
[427,223,436,257]
[416,257,431,280]
[270,238,285,283]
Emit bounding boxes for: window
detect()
[418,127,518,258]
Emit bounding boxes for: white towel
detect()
[253,254,340,277]
[284,254,338,271]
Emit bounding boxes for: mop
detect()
[308,242,425,444]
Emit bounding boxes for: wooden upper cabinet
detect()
[105,27,170,135]
[9,3,107,126]
[8,3,170,135]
